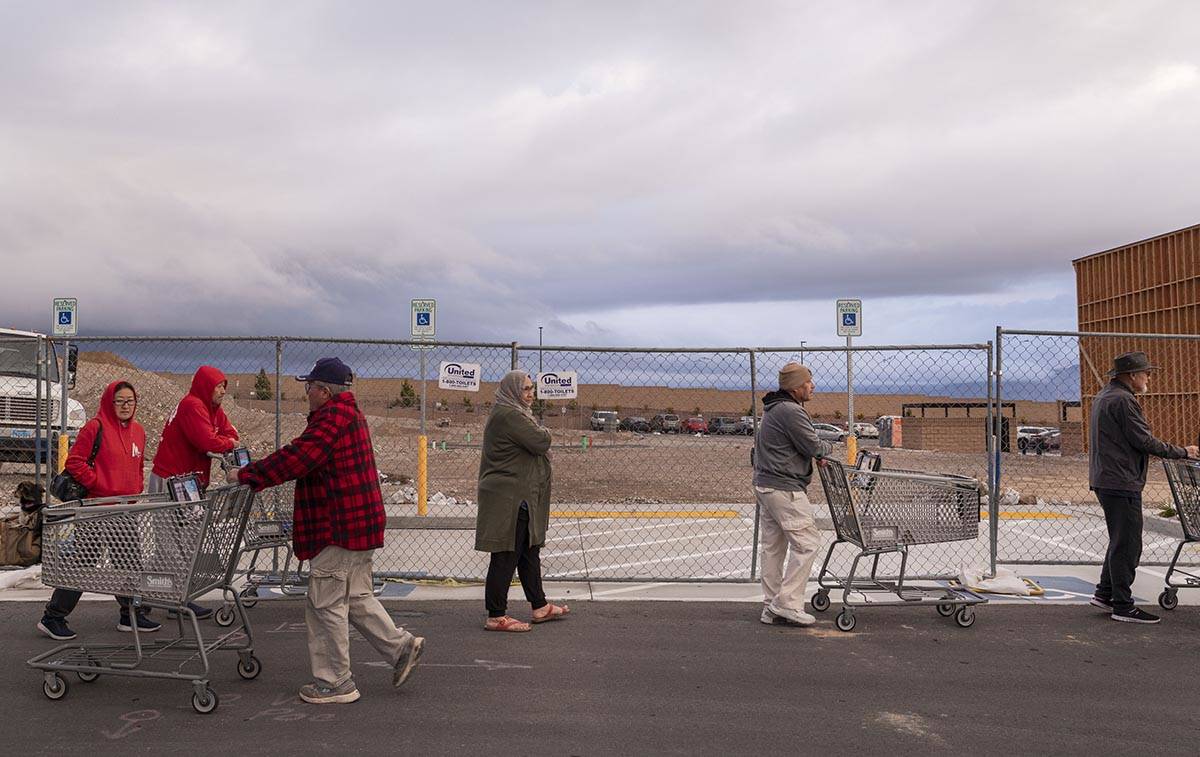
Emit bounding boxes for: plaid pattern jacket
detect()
[238,392,385,560]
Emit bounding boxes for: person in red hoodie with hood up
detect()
[37,380,161,640]
[148,365,239,619]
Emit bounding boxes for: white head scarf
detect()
[493,370,534,420]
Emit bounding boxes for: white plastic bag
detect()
[958,565,1031,595]
[0,564,43,590]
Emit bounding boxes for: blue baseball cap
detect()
[297,357,354,386]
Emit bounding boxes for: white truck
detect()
[0,328,85,469]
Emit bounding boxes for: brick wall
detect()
[899,417,994,452]
[1059,421,1085,456]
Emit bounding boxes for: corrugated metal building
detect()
[1073,223,1200,447]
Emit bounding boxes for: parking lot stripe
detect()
[542,527,750,559]
[551,510,740,518]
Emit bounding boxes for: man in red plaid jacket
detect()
[230,357,425,705]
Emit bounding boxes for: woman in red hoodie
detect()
[148,365,239,619]
[151,365,239,491]
[37,381,160,640]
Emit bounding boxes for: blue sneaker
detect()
[117,613,161,633]
[37,617,77,640]
[167,602,214,620]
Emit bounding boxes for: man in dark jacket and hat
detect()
[1089,351,1197,624]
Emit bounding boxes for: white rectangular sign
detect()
[836,298,862,337]
[536,370,578,400]
[437,361,481,391]
[52,297,78,337]
[411,299,436,337]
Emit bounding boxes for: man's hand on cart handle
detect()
[226,467,243,485]
[1186,445,1199,459]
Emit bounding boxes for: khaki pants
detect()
[755,486,821,614]
[306,545,412,687]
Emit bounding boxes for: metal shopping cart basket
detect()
[215,480,306,627]
[1155,458,1200,610]
[811,453,987,632]
[27,483,259,713]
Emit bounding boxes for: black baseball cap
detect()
[297,357,354,386]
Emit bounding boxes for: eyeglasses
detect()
[113,399,137,407]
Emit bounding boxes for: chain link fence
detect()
[755,344,994,581]
[2,335,996,583]
[996,329,1200,566]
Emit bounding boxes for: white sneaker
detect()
[766,603,816,626]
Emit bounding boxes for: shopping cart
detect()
[1156,458,1200,610]
[27,483,259,714]
[811,453,987,632]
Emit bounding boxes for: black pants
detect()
[1094,488,1143,612]
[484,506,547,618]
[43,589,137,621]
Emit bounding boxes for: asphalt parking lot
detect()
[6,599,1200,756]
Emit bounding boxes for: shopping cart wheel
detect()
[77,660,100,683]
[835,610,856,632]
[43,674,68,701]
[954,607,976,628]
[1158,589,1179,611]
[810,591,830,613]
[214,606,236,628]
[936,602,956,617]
[192,688,219,714]
[240,586,259,609]
[237,656,262,680]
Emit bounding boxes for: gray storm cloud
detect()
[1,1,1198,344]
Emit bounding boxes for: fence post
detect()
[992,327,1003,572]
[749,350,760,581]
[34,337,45,496]
[274,339,283,451]
[510,342,518,370]
[987,339,997,577]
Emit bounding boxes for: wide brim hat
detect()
[1107,351,1157,377]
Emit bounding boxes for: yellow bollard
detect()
[417,435,428,516]
[846,434,857,465]
[57,433,69,473]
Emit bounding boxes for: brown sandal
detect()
[485,615,531,633]
[531,603,570,623]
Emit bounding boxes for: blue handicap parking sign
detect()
[842,313,856,326]
[417,313,431,326]
[58,312,72,325]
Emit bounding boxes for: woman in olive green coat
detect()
[475,370,569,632]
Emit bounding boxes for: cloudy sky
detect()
[2,1,1197,348]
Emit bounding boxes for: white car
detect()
[852,422,879,439]
[813,423,849,443]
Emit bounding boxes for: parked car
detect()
[619,416,651,433]
[590,410,620,431]
[651,413,682,433]
[735,416,756,435]
[708,417,741,435]
[682,416,708,434]
[1019,426,1059,453]
[853,422,879,439]
[813,422,850,443]
[1016,426,1051,452]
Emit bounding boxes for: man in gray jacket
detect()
[752,362,833,626]
[1089,351,1197,624]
